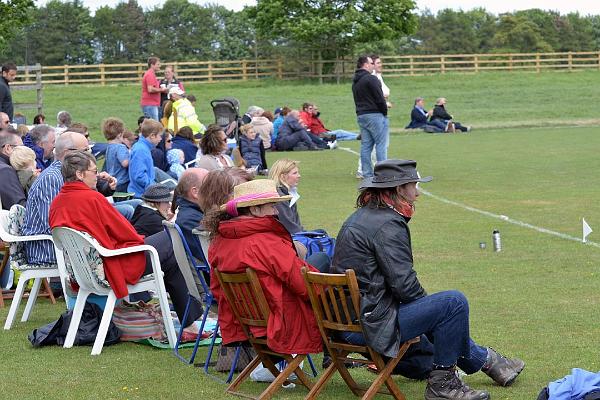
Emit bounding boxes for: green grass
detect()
[3,72,600,399]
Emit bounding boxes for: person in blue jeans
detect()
[332,159,524,400]
[352,55,389,178]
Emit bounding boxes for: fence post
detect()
[440,56,445,74]
[137,64,143,79]
[474,55,479,73]
[242,60,248,81]
[409,56,414,76]
[208,62,213,82]
[64,65,69,85]
[536,54,540,73]
[509,55,513,71]
[277,59,283,79]
[36,63,43,114]
[568,51,573,71]
[100,64,105,86]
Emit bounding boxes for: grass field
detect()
[3,71,600,399]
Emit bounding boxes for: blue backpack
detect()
[291,229,336,259]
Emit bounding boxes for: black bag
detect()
[215,343,256,372]
[28,302,121,347]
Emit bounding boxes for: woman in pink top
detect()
[141,57,167,121]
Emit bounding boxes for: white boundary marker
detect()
[338,146,600,248]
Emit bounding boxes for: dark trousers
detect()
[144,231,203,328]
[276,130,314,150]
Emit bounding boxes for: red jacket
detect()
[300,112,329,136]
[209,216,322,354]
[49,181,146,298]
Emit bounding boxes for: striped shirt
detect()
[23,160,63,264]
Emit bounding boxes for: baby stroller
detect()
[210,97,242,141]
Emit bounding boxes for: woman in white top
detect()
[195,124,234,171]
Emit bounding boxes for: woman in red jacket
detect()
[204,179,328,354]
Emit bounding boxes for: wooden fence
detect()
[11,51,600,87]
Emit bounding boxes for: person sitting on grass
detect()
[251,109,274,151]
[128,119,163,198]
[195,124,234,171]
[50,151,202,342]
[9,145,39,196]
[405,97,449,133]
[171,126,199,165]
[102,117,130,193]
[431,97,471,133]
[332,159,524,400]
[275,110,324,151]
[204,179,329,355]
[304,103,359,141]
[238,123,267,174]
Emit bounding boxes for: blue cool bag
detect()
[291,229,336,259]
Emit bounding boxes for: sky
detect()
[34,0,600,15]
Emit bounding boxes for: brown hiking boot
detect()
[481,348,525,387]
[425,368,490,400]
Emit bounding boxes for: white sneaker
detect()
[327,140,338,149]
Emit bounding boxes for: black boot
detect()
[425,368,490,400]
[481,347,525,386]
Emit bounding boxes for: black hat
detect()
[359,159,432,190]
[141,183,173,203]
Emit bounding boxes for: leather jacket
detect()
[331,205,426,357]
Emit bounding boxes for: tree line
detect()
[2,0,600,67]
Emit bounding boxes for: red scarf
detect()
[382,193,414,218]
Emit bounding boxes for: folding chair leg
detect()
[226,355,262,395]
[91,291,117,355]
[42,278,57,304]
[21,276,42,322]
[364,353,404,400]
[306,354,318,377]
[64,290,91,348]
[4,274,28,330]
[203,320,220,374]
[259,355,306,400]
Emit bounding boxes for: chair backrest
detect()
[191,228,211,267]
[162,221,206,299]
[213,267,269,339]
[301,268,364,345]
[51,227,110,293]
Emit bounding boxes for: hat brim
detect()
[141,195,173,203]
[359,175,432,190]
[219,195,292,211]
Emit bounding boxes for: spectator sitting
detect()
[268,158,304,234]
[166,148,185,179]
[16,124,29,138]
[271,106,286,148]
[23,124,56,171]
[9,145,39,196]
[306,103,359,141]
[242,105,263,125]
[131,183,173,237]
[167,87,205,137]
[0,130,26,209]
[251,109,274,150]
[128,119,163,198]
[122,129,137,149]
[275,110,323,151]
[431,97,471,133]
[195,124,234,171]
[171,126,198,165]
[239,124,267,173]
[33,114,45,125]
[102,117,130,192]
[55,110,72,135]
[151,129,172,172]
[405,97,448,133]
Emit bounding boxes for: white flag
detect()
[583,218,593,243]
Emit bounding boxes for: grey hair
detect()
[61,150,96,182]
[0,131,20,148]
[246,106,263,117]
[29,124,55,145]
[57,111,72,127]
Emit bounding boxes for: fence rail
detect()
[11,51,600,87]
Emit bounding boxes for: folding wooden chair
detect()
[214,267,314,400]
[301,267,420,400]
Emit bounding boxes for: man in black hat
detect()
[332,159,524,400]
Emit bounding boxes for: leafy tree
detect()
[206,4,256,60]
[27,0,94,64]
[0,0,34,54]
[145,0,217,61]
[93,0,147,63]
[492,14,553,53]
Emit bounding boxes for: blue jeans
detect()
[357,113,388,178]
[142,105,159,121]
[328,129,359,141]
[113,199,143,221]
[341,290,488,374]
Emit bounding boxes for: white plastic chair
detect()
[51,226,176,355]
[0,208,67,330]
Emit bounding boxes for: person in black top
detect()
[405,97,448,133]
[431,97,471,133]
[131,183,173,237]
[0,63,17,122]
[352,55,389,178]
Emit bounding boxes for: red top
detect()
[49,181,146,298]
[141,68,160,106]
[305,114,329,135]
[209,216,322,354]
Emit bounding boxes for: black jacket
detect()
[0,153,26,209]
[274,185,303,234]
[351,69,387,117]
[406,107,429,129]
[331,205,426,358]
[431,104,452,121]
[131,205,165,237]
[0,77,13,121]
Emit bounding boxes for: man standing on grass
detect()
[141,57,168,121]
[0,62,17,123]
[352,55,389,179]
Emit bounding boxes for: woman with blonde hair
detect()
[268,158,303,234]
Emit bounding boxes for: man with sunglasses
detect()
[0,129,26,209]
